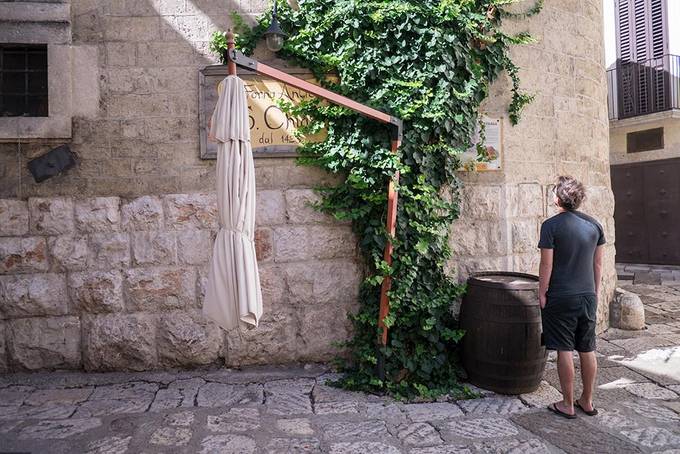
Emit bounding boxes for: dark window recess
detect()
[0,44,48,117]
[627,127,664,153]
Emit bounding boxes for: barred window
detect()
[0,44,48,117]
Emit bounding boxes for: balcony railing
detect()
[607,54,680,121]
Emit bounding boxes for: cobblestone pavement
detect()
[1,282,679,453]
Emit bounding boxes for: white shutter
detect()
[616,0,633,62]
[615,0,669,117]
[650,0,665,59]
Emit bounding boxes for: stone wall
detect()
[0,184,360,372]
[0,0,617,371]
[450,0,617,332]
[609,113,680,165]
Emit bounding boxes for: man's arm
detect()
[538,248,553,309]
[593,245,604,296]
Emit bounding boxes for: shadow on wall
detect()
[4,0,264,200]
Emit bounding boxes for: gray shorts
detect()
[541,294,597,352]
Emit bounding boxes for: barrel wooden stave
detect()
[460,272,547,395]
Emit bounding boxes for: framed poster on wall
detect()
[459,116,503,171]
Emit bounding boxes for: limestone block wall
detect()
[0,0,616,371]
[450,0,617,333]
[0,172,360,372]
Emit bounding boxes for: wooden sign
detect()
[199,64,328,159]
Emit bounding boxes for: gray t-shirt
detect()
[538,210,606,297]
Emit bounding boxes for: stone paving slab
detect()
[512,410,644,453]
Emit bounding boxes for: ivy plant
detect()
[211,0,541,399]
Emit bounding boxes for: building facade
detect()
[0,0,616,372]
[605,0,680,265]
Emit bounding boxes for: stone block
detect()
[103,16,160,42]
[512,253,540,275]
[403,403,464,422]
[158,310,222,367]
[197,266,209,306]
[124,267,197,311]
[254,228,273,262]
[396,422,443,447]
[160,14,209,42]
[47,235,89,271]
[458,397,528,415]
[83,313,157,371]
[0,273,69,318]
[454,256,508,283]
[255,190,286,226]
[7,317,81,370]
[199,434,257,453]
[121,196,164,231]
[88,233,131,269]
[136,42,198,67]
[624,383,678,400]
[285,189,335,224]
[610,289,645,330]
[163,193,217,230]
[297,305,353,360]
[257,263,287,310]
[0,237,49,274]
[255,166,275,189]
[131,231,177,266]
[197,382,264,409]
[68,270,125,313]
[581,185,615,217]
[17,418,102,440]
[225,309,299,366]
[459,186,502,220]
[177,229,212,265]
[284,260,361,306]
[74,197,121,232]
[449,220,504,256]
[519,381,563,408]
[0,321,7,372]
[511,218,539,253]
[103,0,159,16]
[273,226,356,262]
[509,184,544,217]
[0,199,28,236]
[272,163,342,189]
[25,388,93,406]
[28,198,75,235]
[633,271,662,285]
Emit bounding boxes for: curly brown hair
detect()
[554,175,586,210]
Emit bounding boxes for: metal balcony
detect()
[607,54,680,121]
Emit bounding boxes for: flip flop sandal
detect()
[548,402,577,419]
[575,400,598,416]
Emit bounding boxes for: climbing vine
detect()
[211,0,541,399]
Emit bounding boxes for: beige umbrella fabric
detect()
[203,75,262,330]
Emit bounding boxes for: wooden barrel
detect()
[459,272,547,395]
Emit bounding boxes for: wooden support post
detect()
[378,138,401,346]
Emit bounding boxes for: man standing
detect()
[538,176,605,418]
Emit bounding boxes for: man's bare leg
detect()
[556,350,575,415]
[577,351,597,411]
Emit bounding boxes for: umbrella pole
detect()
[227,32,237,76]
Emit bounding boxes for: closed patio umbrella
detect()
[203,75,262,330]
